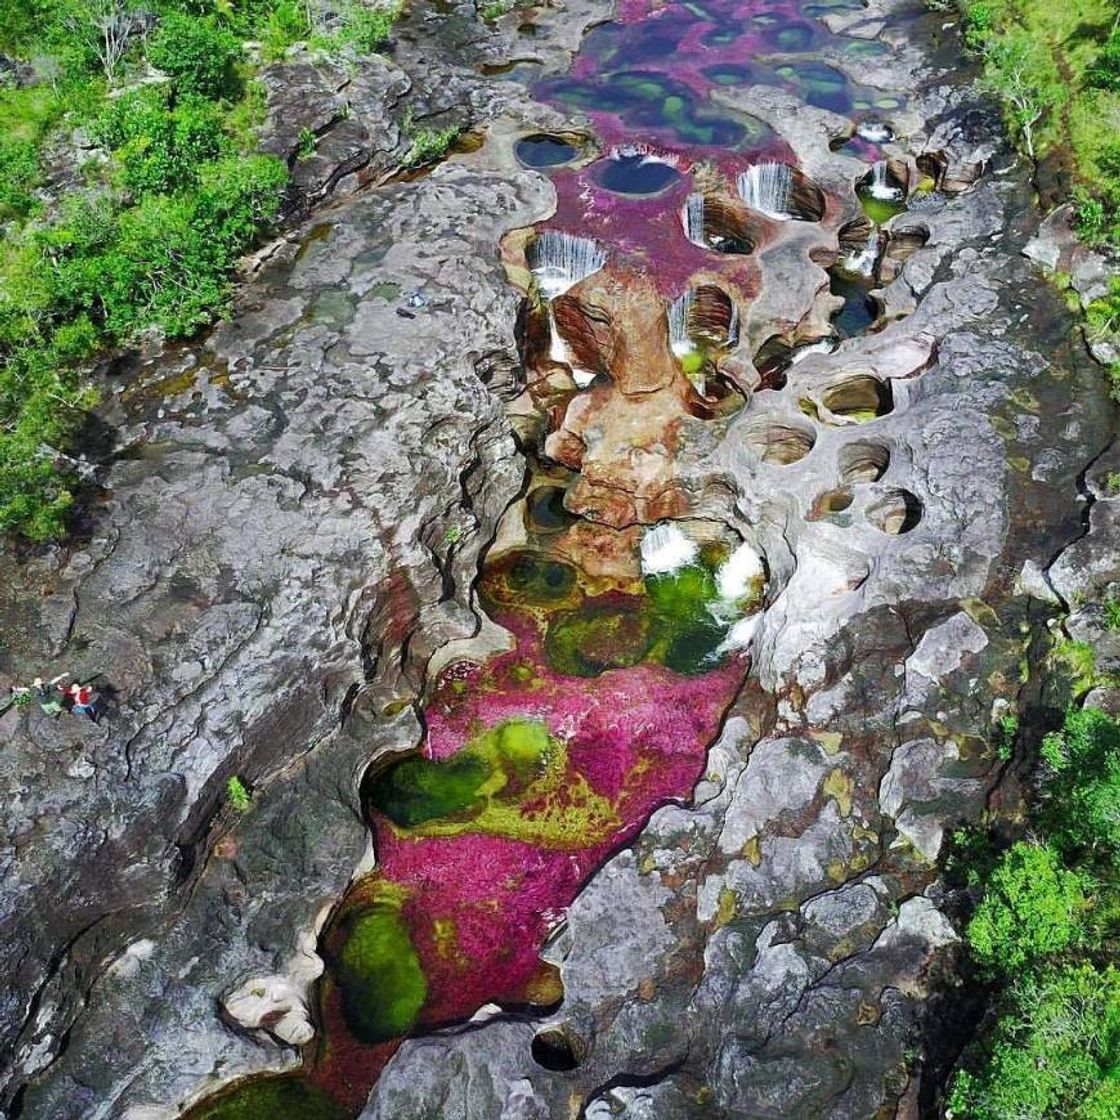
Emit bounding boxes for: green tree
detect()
[147,11,241,99]
[966,840,1088,973]
[979,30,1065,160]
[948,963,1120,1120]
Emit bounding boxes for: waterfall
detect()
[667,289,695,357]
[857,121,893,144]
[842,228,879,277]
[529,232,607,299]
[716,541,765,602]
[682,192,706,246]
[547,306,596,388]
[867,161,903,202]
[737,162,793,220]
[640,523,699,576]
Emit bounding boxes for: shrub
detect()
[226,775,251,811]
[1087,276,1120,339]
[962,3,997,53]
[1040,707,1120,860]
[95,89,225,196]
[966,841,1087,974]
[333,0,401,51]
[1075,191,1110,244]
[0,137,40,218]
[402,124,462,168]
[947,963,1120,1120]
[1088,27,1120,93]
[147,11,242,100]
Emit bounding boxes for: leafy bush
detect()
[331,0,401,51]
[1087,276,1120,339]
[1075,191,1111,244]
[147,11,242,99]
[1088,26,1120,92]
[0,137,40,218]
[95,88,225,196]
[966,840,1087,973]
[962,2,997,53]
[1040,706,1120,859]
[226,775,251,811]
[947,963,1120,1120]
[402,124,462,168]
[261,0,310,60]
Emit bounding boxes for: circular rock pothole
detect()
[809,487,854,520]
[866,488,923,534]
[820,375,893,423]
[531,1025,585,1071]
[515,133,581,169]
[838,441,890,484]
[744,419,816,465]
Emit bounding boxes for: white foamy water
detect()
[857,121,894,144]
[738,162,793,220]
[716,541,766,601]
[640,523,699,576]
[682,191,705,246]
[720,613,761,652]
[867,161,904,201]
[667,289,695,357]
[530,232,607,299]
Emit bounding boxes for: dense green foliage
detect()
[0,0,403,541]
[953,1,1120,241]
[966,841,1087,971]
[949,707,1120,1118]
[949,964,1120,1120]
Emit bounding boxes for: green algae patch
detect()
[368,752,490,828]
[369,719,564,831]
[370,718,622,848]
[858,193,906,224]
[544,602,653,677]
[540,560,742,679]
[645,565,727,675]
[328,889,427,1045]
[185,1074,343,1120]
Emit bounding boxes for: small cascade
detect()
[546,306,596,388]
[841,228,879,277]
[727,300,740,349]
[867,161,903,201]
[640,523,699,576]
[716,541,765,602]
[682,192,706,247]
[857,121,894,144]
[668,289,696,358]
[529,232,607,299]
[737,162,793,220]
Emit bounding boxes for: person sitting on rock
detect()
[66,681,103,723]
[11,674,69,716]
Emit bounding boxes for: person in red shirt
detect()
[66,681,102,723]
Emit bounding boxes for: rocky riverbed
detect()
[1,1,1115,1118]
